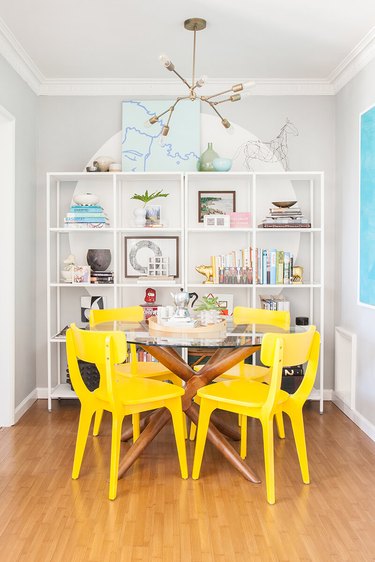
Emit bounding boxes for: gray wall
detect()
[36,95,336,390]
[336,58,375,424]
[0,55,37,406]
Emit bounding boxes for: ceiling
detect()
[0,0,374,94]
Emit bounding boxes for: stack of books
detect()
[259,294,290,311]
[90,270,114,284]
[259,203,310,228]
[64,203,110,228]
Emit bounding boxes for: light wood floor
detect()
[1,401,375,562]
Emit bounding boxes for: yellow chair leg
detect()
[72,407,94,479]
[192,400,215,479]
[132,413,140,442]
[183,414,188,440]
[240,415,248,459]
[289,409,310,484]
[109,414,125,501]
[275,411,285,439]
[93,409,104,436]
[189,421,197,441]
[261,417,276,505]
[168,398,188,479]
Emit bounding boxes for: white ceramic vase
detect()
[133,207,146,227]
[200,310,219,326]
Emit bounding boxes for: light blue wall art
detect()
[121,100,200,172]
[359,104,375,307]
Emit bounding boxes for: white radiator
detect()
[334,327,357,410]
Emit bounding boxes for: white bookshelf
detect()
[46,171,324,411]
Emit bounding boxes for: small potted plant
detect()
[131,189,169,227]
[194,295,222,325]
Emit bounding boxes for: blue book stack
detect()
[64,204,110,228]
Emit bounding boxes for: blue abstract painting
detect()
[121,100,200,172]
[359,104,375,307]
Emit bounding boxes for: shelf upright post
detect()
[184,173,189,291]
[46,174,52,411]
[252,173,257,308]
[309,178,314,321]
[113,173,117,308]
[181,173,185,289]
[320,173,325,413]
[56,180,61,391]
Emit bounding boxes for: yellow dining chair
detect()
[189,306,290,440]
[192,326,318,504]
[89,306,185,440]
[66,323,188,500]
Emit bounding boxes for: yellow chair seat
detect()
[95,375,185,405]
[194,363,270,382]
[196,379,289,410]
[115,362,176,379]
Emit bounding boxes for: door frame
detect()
[0,105,15,427]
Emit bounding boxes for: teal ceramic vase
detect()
[199,143,219,172]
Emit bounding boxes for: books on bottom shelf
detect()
[259,294,290,311]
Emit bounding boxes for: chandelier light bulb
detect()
[225,123,235,135]
[159,54,174,71]
[196,74,207,87]
[243,80,256,89]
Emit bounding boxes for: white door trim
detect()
[0,105,15,427]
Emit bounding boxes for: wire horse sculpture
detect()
[233,119,299,170]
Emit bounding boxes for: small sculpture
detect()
[61,254,76,282]
[144,288,156,303]
[195,264,214,284]
[291,265,304,284]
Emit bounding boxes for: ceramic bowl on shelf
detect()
[271,200,297,208]
[73,192,100,206]
[213,158,232,172]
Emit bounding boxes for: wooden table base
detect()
[117,343,261,484]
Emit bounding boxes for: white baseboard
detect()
[309,389,333,401]
[14,389,37,423]
[37,387,48,399]
[333,392,375,443]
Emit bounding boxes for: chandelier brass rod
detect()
[171,68,191,90]
[202,87,235,101]
[204,99,226,121]
[192,27,197,93]
[166,96,190,126]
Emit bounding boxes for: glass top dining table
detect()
[92,319,291,484]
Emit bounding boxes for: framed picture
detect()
[80,296,105,323]
[359,104,375,307]
[124,236,179,278]
[72,265,90,284]
[198,191,236,223]
[145,205,161,227]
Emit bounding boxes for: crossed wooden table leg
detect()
[117,344,261,483]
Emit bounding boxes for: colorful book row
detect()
[210,248,295,285]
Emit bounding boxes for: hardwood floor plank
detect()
[1,401,375,560]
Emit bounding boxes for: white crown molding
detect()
[0,17,43,94]
[38,77,334,96]
[0,15,374,97]
[330,26,375,93]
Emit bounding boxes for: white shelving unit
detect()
[47,170,324,411]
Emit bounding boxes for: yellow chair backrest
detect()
[89,306,145,372]
[233,306,290,331]
[66,323,127,401]
[259,326,317,413]
[89,306,144,327]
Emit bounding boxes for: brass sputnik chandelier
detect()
[147,18,254,137]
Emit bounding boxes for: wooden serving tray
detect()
[148,316,227,335]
